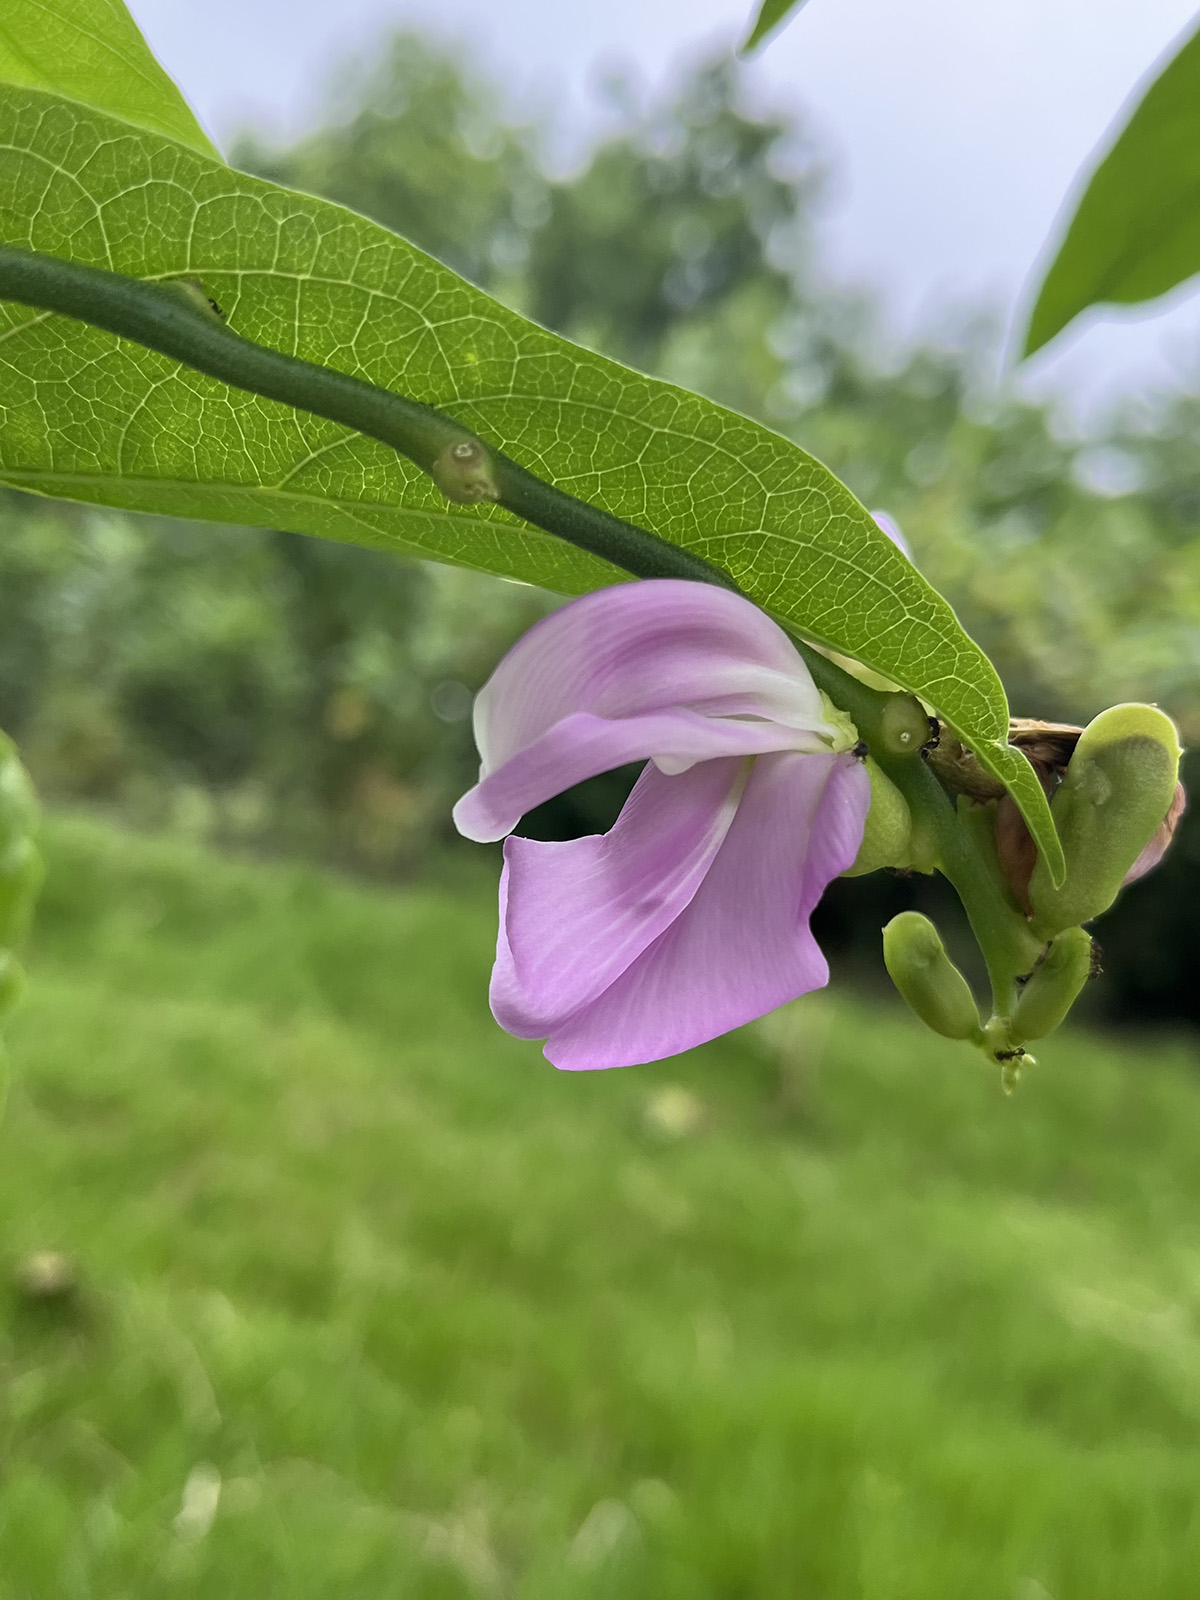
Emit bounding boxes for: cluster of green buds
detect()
[0,732,42,1021]
[867,703,1184,1084]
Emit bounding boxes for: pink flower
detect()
[453,581,871,1070]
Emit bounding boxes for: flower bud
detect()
[1028,704,1182,939]
[1011,928,1093,1043]
[883,911,981,1041]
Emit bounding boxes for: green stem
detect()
[881,752,1042,1050]
[0,247,893,753]
[785,644,1045,1050]
[0,244,735,591]
[801,649,895,749]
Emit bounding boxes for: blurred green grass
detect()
[3,814,1200,1598]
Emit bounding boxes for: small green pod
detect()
[1028,703,1182,939]
[1012,928,1093,1043]
[883,911,981,1041]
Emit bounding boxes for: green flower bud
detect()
[883,911,981,1041]
[1011,928,1093,1043]
[1028,704,1182,939]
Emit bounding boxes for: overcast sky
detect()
[125,0,1200,430]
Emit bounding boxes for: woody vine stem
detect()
[0,241,1040,1061]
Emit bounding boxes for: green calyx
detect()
[844,757,937,877]
[1028,703,1182,939]
[844,759,910,876]
[882,912,982,1043]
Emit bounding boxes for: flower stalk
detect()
[0,244,735,591]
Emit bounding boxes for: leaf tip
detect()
[739,0,810,55]
[1016,297,1060,364]
[1042,829,1067,890]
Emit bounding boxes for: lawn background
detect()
[2,812,1198,1598]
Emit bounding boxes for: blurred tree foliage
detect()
[1,34,1197,1016]
[0,494,548,869]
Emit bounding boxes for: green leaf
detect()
[0,84,1063,881]
[741,0,811,54]
[1023,17,1200,356]
[975,745,1061,886]
[0,0,217,157]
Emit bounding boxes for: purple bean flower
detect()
[453,581,871,1070]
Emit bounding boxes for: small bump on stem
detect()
[432,438,501,505]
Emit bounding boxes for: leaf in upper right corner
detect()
[740,0,812,54]
[0,0,218,157]
[1022,16,1200,357]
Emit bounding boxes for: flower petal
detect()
[454,708,805,843]
[543,750,871,1070]
[871,509,911,559]
[1123,779,1187,885]
[471,580,832,776]
[491,757,746,1037]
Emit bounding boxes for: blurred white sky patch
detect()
[126,0,1200,428]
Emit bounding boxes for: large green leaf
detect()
[0,84,1061,877]
[741,1,812,53]
[1023,17,1200,356]
[0,0,217,158]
